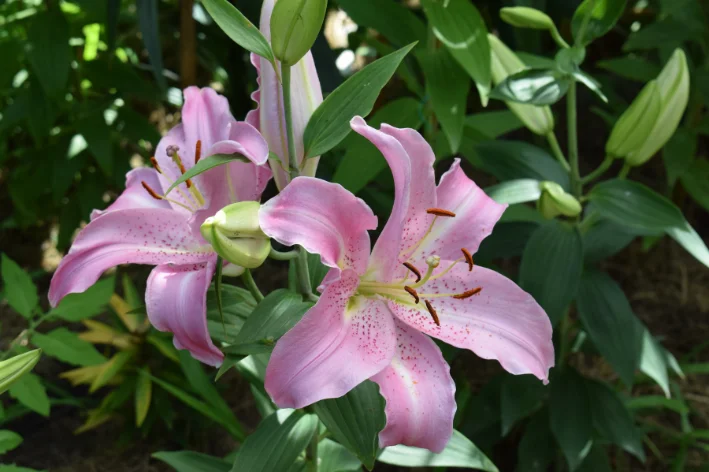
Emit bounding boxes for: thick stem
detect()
[1,311,53,361]
[546,132,571,172]
[295,247,316,302]
[179,0,196,87]
[269,247,299,261]
[307,430,320,472]
[618,163,631,180]
[581,155,615,185]
[567,83,582,199]
[242,269,264,302]
[281,66,299,182]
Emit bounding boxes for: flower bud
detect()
[200,201,271,269]
[605,80,661,159]
[0,349,42,395]
[488,34,555,136]
[270,0,327,67]
[500,7,569,48]
[537,181,582,219]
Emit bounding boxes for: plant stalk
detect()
[546,132,571,172]
[295,247,316,302]
[581,155,614,184]
[307,429,319,472]
[567,83,582,199]
[242,269,264,302]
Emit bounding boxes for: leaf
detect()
[27,10,72,96]
[76,109,114,176]
[49,277,115,321]
[0,430,23,454]
[1,254,38,319]
[0,350,42,395]
[231,410,318,472]
[639,329,671,397]
[312,380,385,470]
[421,47,470,153]
[165,154,250,195]
[465,111,523,139]
[337,0,425,46]
[421,0,491,103]
[519,220,584,325]
[485,179,541,205]
[549,369,593,471]
[226,290,311,355]
[318,439,361,472]
[475,222,538,263]
[575,270,643,386]
[153,451,231,472]
[586,379,645,461]
[490,69,570,106]
[572,0,627,46]
[0,466,44,472]
[378,429,498,471]
[136,0,166,89]
[107,0,121,51]
[9,372,50,417]
[31,328,107,367]
[681,158,709,212]
[201,0,275,65]
[576,446,612,472]
[664,128,697,188]
[623,18,692,52]
[473,141,570,190]
[597,56,661,83]
[135,368,152,427]
[90,350,135,392]
[333,98,421,194]
[500,375,546,435]
[517,410,555,472]
[583,217,637,263]
[303,43,416,158]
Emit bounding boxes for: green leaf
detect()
[49,277,114,322]
[337,0,425,46]
[490,69,570,106]
[626,395,688,414]
[421,47,470,153]
[0,350,42,395]
[166,154,250,196]
[90,350,135,392]
[333,98,421,194]
[303,43,416,158]
[572,0,627,46]
[378,429,498,471]
[153,451,231,472]
[135,369,152,427]
[576,446,612,472]
[27,10,72,96]
[639,330,671,397]
[9,372,50,417]
[312,380,385,470]
[0,430,23,454]
[583,217,636,263]
[201,0,275,65]
[31,328,107,367]
[549,369,593,471]
[597,56,660,83]
[1,254,38,319]
[136,0,166,89]
[485,179,541,205]
[664,128,697,188]
[421,0,491,103]
[476,222,538,263]
[517,410,555,472]
[519,220,584,325]
[231,410,318,472]
[576,270,643,386]
[623,18,691,52]
[76,109,114,176]
[465,111,523,139]
[226,289,311,356]
[0,466,44,472]
[586,379,645,461]
[500,375,546,435]
[318,439,361,472]
[681,158,709,212]
[473,141,570,190]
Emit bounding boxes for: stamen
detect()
[141,181,162,200]
[427,208,456,217]
[453,287,482,299]
[461,248,474,272]
[403,262,422,283]
[150,157,162,174]
[194,140,202,163]
[424,300,440,326]
[404,286,420,304]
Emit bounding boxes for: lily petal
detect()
[389,263,554,382]
[371,320,456,452]
[91,167,170,220]
[350,117,436,282]
[259,177,377,276]
[411,159,507,263]
[146,259,223,366]
[49,208,212,307]
[265,270,397,408]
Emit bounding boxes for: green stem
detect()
[281,66,300,182]
[567,83,582,199]
[241,269,264,302]
[269,247,299,261]
[1,311,54,361]
[307,430,320,472]
[618,163,631,180]
[581,155,614,184]
[295,247,316,302]
[546,132,571,172]
[575,0,597,46]
[559,308,573,365]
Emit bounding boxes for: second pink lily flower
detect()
[259,117,555,452]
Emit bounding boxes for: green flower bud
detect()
[488,34,555,136]
[0,349,42,395]
[500,7,569,48]
[270,0,327,67]
[606,80,661,159]
[537,181,582,219]
[625,49,689,167]
[200,201,271,269]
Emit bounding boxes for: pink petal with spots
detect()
[389,263,554,382]
[91,168,170,220]
[259,177,377,276]
[350,117,436,282]
[49,208,212,307]
[146,259,223,366]
[411,159,507,264]
[370,320,456,452]
[265,270,397,408]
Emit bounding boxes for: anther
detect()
[141,181,162,200]
[404,286,420,304]
[424,300,440,326]
[461,248,474,272]
[453,287,482,299]
[149,157,162,174]
[403,262,422,283]
[427,208,456,217]
[195,140,202,164]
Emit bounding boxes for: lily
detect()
[49,87,271,366]
[259,116,554,452]
[246,0,324,190]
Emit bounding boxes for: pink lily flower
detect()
[49,87,271,366]
[246,0,324,190]
[259,117,554,452]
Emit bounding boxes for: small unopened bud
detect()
[500,7,569,48]
[606,80,661,159]
[538,181,582,219]
[0,349,42,395]
[426,255,441,268]
[200,201,271,269]
[270,0,327,67]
